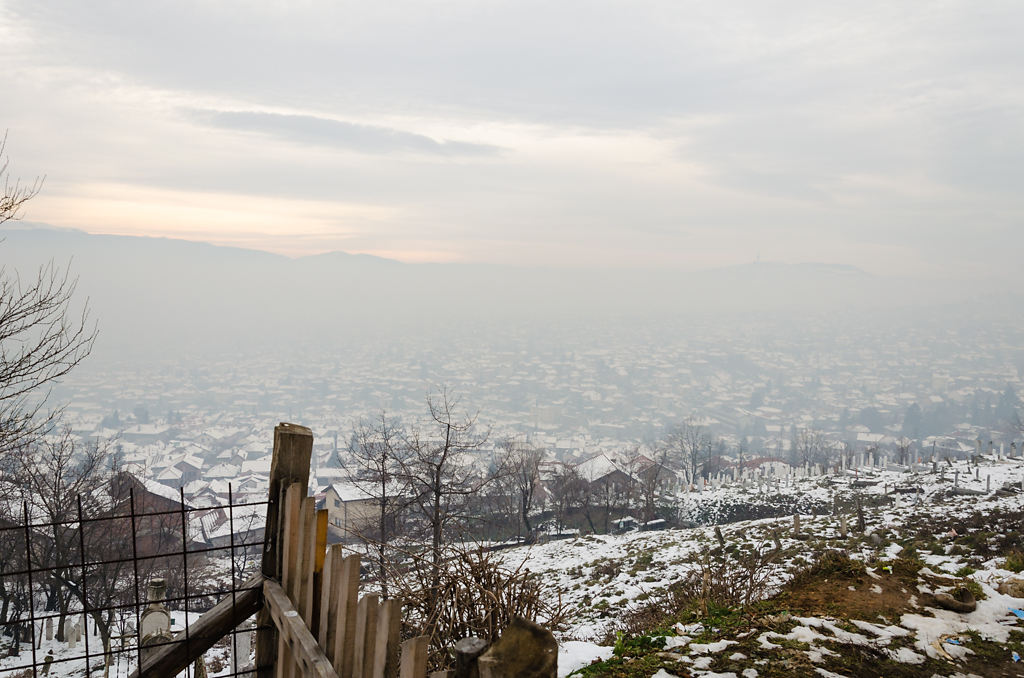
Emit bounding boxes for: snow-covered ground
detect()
[5,456,1023,677]
[507,456,1024,676]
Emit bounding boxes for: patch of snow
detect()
[805,646,838,663]
[689,639,737,654]
[556,641,613,677]
[888,646,925,664]
[691,656,714,669]
[664,635,691,649]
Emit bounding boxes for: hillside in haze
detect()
[2,224,1005,360]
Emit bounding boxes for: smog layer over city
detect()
[2,3,1023,678]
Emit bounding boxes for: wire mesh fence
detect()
[0,480,269,678]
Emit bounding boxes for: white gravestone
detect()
[140,578,172,646]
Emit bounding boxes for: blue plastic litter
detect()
[1013,650,1021,663]
[1010,608,1024,619]
[945,638,961,645]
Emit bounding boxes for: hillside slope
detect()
[499,458,1024,677]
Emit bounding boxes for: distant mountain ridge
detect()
[6,222,868,276]
[1,224,978,360]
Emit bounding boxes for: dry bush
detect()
[787,549,865,590]
[696,540,783,609]
[386,542,565,670]
[615,539,782,637]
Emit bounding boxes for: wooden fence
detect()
[133,423,429,678]
[132,423,555,678]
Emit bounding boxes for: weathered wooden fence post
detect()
[257,423,313,678]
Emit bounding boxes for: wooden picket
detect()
[270,478,428,678]
[134,423,430,678]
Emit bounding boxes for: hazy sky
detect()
[2,1,1022,276]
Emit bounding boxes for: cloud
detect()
[3,0,1024,278]
[189,109,500,157]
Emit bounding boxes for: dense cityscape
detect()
[48,308,1024,508]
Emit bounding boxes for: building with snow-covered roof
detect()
[318,481,405,544]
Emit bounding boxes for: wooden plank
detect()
[264,578,340,678]
[298,497,317,625]
[130,573,264,678]
[278,483,304,678]
[315,509,329,571]
[399,636,429,678]
[283,484,305,601]
[353,594,380,678]
[318,545,342,654]
[258,423,313,678]
[276,487,293,678]
[332,554,361,678]
[312,508,329,636]
[372,599,401,678]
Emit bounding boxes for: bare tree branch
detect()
[0,137,97,454]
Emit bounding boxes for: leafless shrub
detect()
[698,539,783,609]
[614,538,783,638]
[387,541,565,670]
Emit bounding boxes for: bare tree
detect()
[341,411,410,597]
[705,438,729,479]
[546,461,588,534]
[498,437,544,540]
[8,433,144,673]
[15,430,112,641]
[0,136,96,455]
[792,428,826,468]
[400,389,495,589]
[634,446,671,524]
[896,437,912,466]
[663,417,708,486]
[478,469,520,540]
[0,132,42,227]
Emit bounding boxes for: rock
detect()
[477,617,557,678]
[455,636,489,678]
[997,577,1024,598]
[933,588,976,613]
